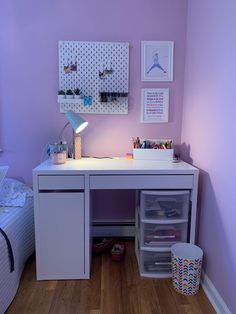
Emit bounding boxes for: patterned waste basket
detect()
[171,243,203,295]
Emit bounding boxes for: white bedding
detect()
[0,178,33,208]
[0,167,8,188]
[0,184,34,314]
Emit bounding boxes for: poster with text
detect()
[141,88,169,123]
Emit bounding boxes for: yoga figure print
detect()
[147,51,166,74]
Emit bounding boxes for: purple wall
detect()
[182,0,236,312]
[0,0,187,221]
[0,0,187,184]
[1,1,233,309]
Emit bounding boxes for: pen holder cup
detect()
[51,151,67,165]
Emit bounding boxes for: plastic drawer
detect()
[141,222,188,248]
[140,190,190,221]
[141,251,172,276]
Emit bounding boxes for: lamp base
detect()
[74,133,81,159]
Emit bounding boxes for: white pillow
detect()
[0,166,9,188]
[0,178,33,207]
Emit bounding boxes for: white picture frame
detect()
[141,88,169,123]
[141,41,174,81]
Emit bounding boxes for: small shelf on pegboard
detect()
[59,100,128,114]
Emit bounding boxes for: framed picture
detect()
[141,41,174,81]
[141,88,169,123]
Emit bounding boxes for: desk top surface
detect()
[34,158,198,175]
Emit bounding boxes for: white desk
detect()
[33,158,199,280]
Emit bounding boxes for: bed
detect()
[0,168,35,314]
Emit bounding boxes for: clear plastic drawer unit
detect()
[136,190,191,278]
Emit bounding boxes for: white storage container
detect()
[141,222,188,248]
[140,190,190,221]
[133,148,173,161]
[141,251,172,278]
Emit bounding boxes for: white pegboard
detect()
[58,41,129,114]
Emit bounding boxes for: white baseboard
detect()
[92,220,135,237]
[201,271,231,314]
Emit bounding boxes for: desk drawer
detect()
[38,175,84,190]
[90,175,193,190]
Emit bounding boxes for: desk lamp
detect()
[65,110,88,159]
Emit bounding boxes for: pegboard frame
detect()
[58,41,129,114]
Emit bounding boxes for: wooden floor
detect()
[7,240,215,314]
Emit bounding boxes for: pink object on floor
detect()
[93,238,115,255]
[111,243,125,261]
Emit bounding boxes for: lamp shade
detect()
[65,110,88,134]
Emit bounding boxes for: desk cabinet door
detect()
[36,192,84,279]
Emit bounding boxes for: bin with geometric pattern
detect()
[171,243,203,295]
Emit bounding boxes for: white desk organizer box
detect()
[133,139,174,161]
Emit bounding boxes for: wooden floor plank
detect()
[6,240,216,314]
[120,241,143,314]
[153,279,181,314]
[101,251,124,314]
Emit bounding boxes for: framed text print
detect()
[141,41,174,81]
[141,88,169,123]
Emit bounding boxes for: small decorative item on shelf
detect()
[65,89,74,99]
[74,88,81,99]
[100,92,107,103]
[50,143,67,165]
[58,90,65,100]
[84,96,92,106]
[120,92,128,100]
[99,91,128,103]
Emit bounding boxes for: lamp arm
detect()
[57,122,70,142]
